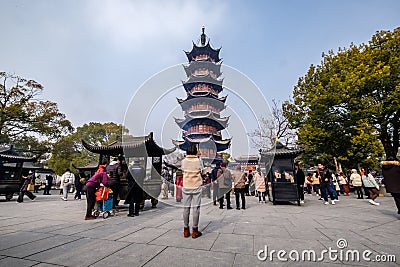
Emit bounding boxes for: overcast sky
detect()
[2,0,399,156]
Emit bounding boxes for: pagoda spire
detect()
[201,25,206,46]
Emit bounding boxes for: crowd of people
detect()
[301,164,382,206]
[15,149,400,239]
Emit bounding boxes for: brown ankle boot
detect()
[183,227,190,238]
[192,227,202,239]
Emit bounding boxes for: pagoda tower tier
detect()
[177,92,227,113]
[185,41,221,63]
[174,111,229,131]
[173,26,231,161]
[184,60,222,78]
[172,136,231,158]
[182,74,223,95]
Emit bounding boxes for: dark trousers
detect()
[367,187,379,201]
[128,201,140,216]
[258,191,266,202]
[212,183,219,203]
[297,185,304,200]
[34,185,40,193]
[17,191,36,202]
[235,188,246,208]
[320,182,335,201]
[74,185,83,199]
[245,184,250,195]
[43,185,52,195]
[85,186,96,217]
[109,184,120,209]
[219,189,231,208]
[364,187,371,198]
[313,184,321,195]
[168,182,174,196]
[391,193,400,213]
[306,185,312,194]
[355,186,363,199]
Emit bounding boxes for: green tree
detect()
[48,122,128,174]
[0,72,73,150]
[283,28,400,170]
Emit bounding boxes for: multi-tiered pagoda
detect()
[173,26,231,162]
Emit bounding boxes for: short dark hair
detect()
[186,144,197,156]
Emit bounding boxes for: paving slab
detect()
[118,226,169,243]
[0,235,80,258]
[0,256,40,266]
[143,246,235,267]
[32,263,64,267]
[211,233,254,255]
[149,229,219,250]
[91,243,166,267]
[0,231,54,251]
[25,237,130,266]
[72,221,143,241]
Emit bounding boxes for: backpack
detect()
[223,171,232,187]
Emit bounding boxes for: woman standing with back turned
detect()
[181,144,203,239]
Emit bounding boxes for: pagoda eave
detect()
[174,115,229,131]
[173,137,231,152]
[183,74,223,87]
[183,83,222,94]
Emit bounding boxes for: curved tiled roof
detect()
[82,132,175,157]
[260,142,304,161]
[0,146,38,163]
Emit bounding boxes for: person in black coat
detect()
[17,171,37,202]
[211,162,221,205]
[124,162,145,217]
[74,171,85,200]
[43,174,53,195]
[106,158,123,209]
[295,162,306,204]
[381,157,400,214]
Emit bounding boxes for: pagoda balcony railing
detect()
[183,131,221,137]
[192,69,218,79]
[191,88,219,96]
[184,108,220,115]
[195,54,215,62]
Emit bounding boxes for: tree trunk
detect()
[380,129,397,159]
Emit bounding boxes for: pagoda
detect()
[173,26,231,162]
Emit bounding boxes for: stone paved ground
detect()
[0,190,399,267]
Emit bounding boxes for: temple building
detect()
[0,145,37,201]
[173,26,231,162]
